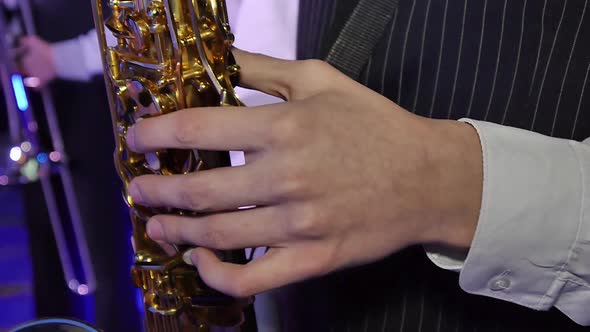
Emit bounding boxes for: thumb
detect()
[231,48,338,101]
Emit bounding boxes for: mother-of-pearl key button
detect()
[146,152,161,170]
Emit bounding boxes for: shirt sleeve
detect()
[50,28,116,82]
[426,118,590,325]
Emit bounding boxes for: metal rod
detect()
[7,0,97,294]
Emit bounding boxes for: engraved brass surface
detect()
[91,1,252,331]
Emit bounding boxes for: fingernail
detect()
[126,125,136,151]
[183,249,194,266]
[128,181,143,204]
[146,219,164,240]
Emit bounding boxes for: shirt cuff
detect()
[449,119,590,325]
[51,37,93,82]
[424,244,466,272]
[51,29,108,82]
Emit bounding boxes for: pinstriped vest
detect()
[276,0,590,331]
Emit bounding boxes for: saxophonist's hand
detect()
[126,50,483,298]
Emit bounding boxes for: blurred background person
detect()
[17,28,115,87]
[4,0,142,331]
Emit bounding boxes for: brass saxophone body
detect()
[91,1,253,331]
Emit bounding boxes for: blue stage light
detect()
[11,74,29,111]
[36,153,48,164]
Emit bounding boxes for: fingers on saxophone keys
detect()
[129,165,272,211]
[232,48,341,101]
[231,49,295,101]
[188,246,328,298]
[146,207,285,250]
[125,107,277,153]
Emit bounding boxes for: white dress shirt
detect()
[51,0,590,327]
[430,119,590,326]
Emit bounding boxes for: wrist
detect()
[420,119,483,249]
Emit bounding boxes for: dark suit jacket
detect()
[277,0,590,331]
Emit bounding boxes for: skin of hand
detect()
[16,36,56,88]
[125,49,483,298]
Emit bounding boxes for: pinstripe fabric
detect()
[278,0,590,331]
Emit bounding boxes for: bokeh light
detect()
[36,153,48,164]
[77,284,89,296]
[68,279,79,291]
[20,141,32,153]
[10,147,22,162]
[49,151,61,162]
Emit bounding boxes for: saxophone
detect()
[90,1,255,331]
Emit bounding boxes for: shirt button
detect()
[490,277,511,291]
